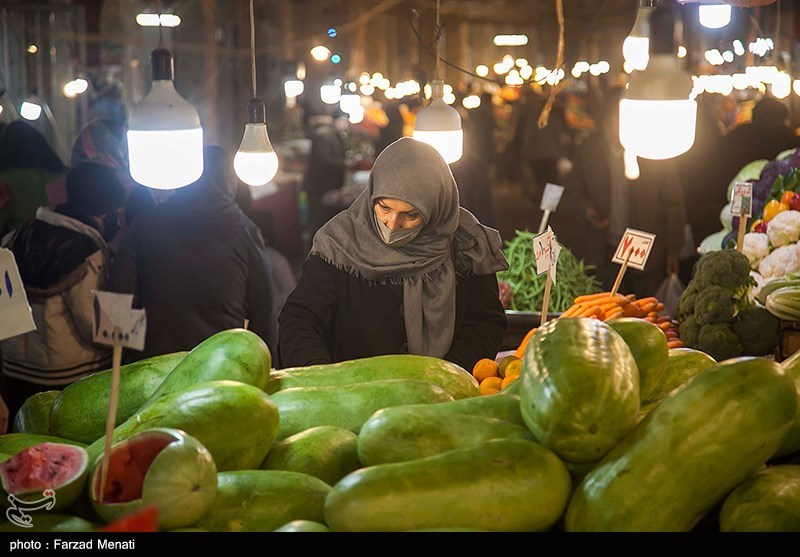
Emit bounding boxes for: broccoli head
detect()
[731,306,781,356]
[679,315,701,347]
[693,285,736,325]
[677,281,699,321]
[692,249,754,293]
[697,323,744,362]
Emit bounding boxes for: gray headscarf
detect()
[311,137,508,357]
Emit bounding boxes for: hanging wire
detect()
[434,0,441,78]
[157,0,164,47]
[538,0,565,129]
[249,0,257,99]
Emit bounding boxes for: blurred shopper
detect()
[551,87,688,298]
[0,162,125,423]
[47,117,138,251]
[0,121,66,238]
[278,138,508,372]
[303,109,349,240]
[110,146,277,359]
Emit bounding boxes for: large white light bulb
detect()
[234,99,279,186]
[413,79,463,164]
[127,48,203,190]
[623,5,654,71]
[699,4,731,29]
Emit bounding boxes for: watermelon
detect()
[0,442,89,513]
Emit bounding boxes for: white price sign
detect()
[540,183,565,213]
[92,291,147,351]
[0,248,35,341]
[612,228,656,271]
[532,226,561,282]
[731,182,753,218]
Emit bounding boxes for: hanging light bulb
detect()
[619,4,697,160]
[20,97,42,120]
[623,1,655,71]
[234,98,279,186]
[234,0,279,187]
[127,48,204,189]
[412,0,462,164]
[698,3,732,29]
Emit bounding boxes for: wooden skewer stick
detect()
[540,271,553,326]
[99,327,123,502]
[736,210,748,254]
[610,248,633,297]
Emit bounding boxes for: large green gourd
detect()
[86,380,280,472]
[519,317,640,463]
[49,351,187,444]
[140,328,271,411]
[565,357,797,532]
[357,394,536,466]
[270,379,454,440]
[267,354,479,399]
[776,348,800,458]
[324,438,571,532]
[193,470,331,532]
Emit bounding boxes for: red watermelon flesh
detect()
[94,433,173,504]
[0,443,87,494]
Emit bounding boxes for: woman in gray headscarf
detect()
[277,137,508,372]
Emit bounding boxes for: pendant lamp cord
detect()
[538,0,565,129]
[250,0,257,99]
[434,0,441,79]
[157,0,164,47]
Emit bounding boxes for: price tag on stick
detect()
[731,182,753,254]
[532,226,561,325]
[91,291,147,501]
[0,248,36,341]
[610,228,656,296]
[537,183,565,234]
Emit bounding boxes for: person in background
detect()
[109,145,277,360]
[708,96,800,220]
[302,109,350,240]
[0,162,125,423]
[374,100,405,156]
[278,137,508,373]
[552,87,688,298]
[0,121,66,238]
[46,117,138,251]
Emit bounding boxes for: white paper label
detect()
[540,183,565,213]
[731,182,753,218]
[0,248,36,341]
[612,228,657,271]
[532,226,561,282]
[92,291,147,351]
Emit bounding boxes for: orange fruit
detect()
[479,376,503,395]
[473,358,500,382]
[501,374,519,390]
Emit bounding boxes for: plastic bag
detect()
[655,273,685,318]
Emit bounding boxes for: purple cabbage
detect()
[754,159,793,201]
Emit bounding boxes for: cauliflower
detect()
[767,209,800,247]
[741,232,770,269]
[758,243,800,279]
[750,271,766,299]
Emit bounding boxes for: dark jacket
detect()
[109,151,276,359]
[277,253,507,372]
[1,208,113,387]
[551,131,688,297]
[303,121,347,235]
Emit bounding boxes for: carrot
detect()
[573,291,612,304]
[603,307,624,321]
[667,339,685,348]
[560,304,583,318]
[515,327,538,359]
[639,303,658,315]
[654,302,665,313]
[623,304,641,318]
[577,306,603,319]
[658,321,672,331]
[573,296,619,309]
[634,296,659,307]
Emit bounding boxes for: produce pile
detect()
[676,248,781,362]
[4,317,796,532]
[496,229,603,313]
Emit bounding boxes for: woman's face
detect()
[373,197,424,231]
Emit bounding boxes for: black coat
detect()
[110,175,276,360]
[277,254,507,372]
